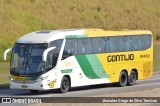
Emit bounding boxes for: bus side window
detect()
[119,36,124,52]
[105,37,119,52]
[78,38,92,54]
[142,35,151,50]
[62,39,77,59]
[123,36,132,51]
[131,36,143,51]
[92,38,105,53]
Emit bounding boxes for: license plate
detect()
[21,85,28,88]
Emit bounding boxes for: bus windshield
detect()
[11,44,48,76]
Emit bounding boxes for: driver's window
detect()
[46,39,63,71]
[46,50,58,70]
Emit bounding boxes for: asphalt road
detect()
[0,73,160,97]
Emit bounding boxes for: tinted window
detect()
[105,37,119,52]
[78,38,92,54]
[117,36,132,52]
[131,36,143,51]
[62,34,151,59]
[92,38,105,53]
[142,35,151,50]
[119,36,125,52]
[11,44,47,75]
[46,39,63,70]
[49,39,63,53]
[63,39,77,59]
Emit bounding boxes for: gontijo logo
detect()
[107,54,134,62]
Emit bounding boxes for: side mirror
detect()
[42,47,56,61]
[4,48,12,62]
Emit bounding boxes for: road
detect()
[0,73,160,97]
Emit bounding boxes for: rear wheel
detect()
[127,71,137,86]
[60,77,70,93]
[118,71,128,87]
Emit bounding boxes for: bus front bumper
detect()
[9,80,54,90]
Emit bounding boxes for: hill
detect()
[0,0,160,71]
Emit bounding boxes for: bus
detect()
[4,29,153,93]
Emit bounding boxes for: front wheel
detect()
[118,71,128,87]
[127,71,137,86]
[60,77,70,93]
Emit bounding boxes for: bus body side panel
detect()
[60,56,87,87]
[59,55,111,87]
[84,29,153,83]
[97,47,153,83]
[69,49,152,87]
[57,30,153,88]
[75,54,111,85]
[52,46,153,89]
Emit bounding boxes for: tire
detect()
[127,71,137,86]
[118,71,128,87]
[60,77,70,93]
[30,90,39,94]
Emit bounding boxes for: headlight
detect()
[9,76,13,80]
[36,75,48,81]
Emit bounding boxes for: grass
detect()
[1,0,160,61]
[0,62,10,86]
[153,44,160,71]
[1,0,160,85]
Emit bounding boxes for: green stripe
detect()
[61,69,72,73]
[75,54,109,79]
[86,55,109,78]
[75,55,99,79]
[65,35,87,38]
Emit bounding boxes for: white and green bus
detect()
[4,29,153,93]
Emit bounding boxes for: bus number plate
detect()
[21,85,28,88]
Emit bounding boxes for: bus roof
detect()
[16,29,152,44]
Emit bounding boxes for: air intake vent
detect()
[36,30,52,34]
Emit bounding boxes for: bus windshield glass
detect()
[11,44,47,76]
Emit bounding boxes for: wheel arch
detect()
[121,69,128,77]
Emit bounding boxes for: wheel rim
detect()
[121,74,127,84]
[62,79,69,90]
[130,73,136,83]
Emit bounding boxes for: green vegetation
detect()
[1,0,160,61]
[154,44,160,71]
[0,0,160,85]
[0,62,9,86]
